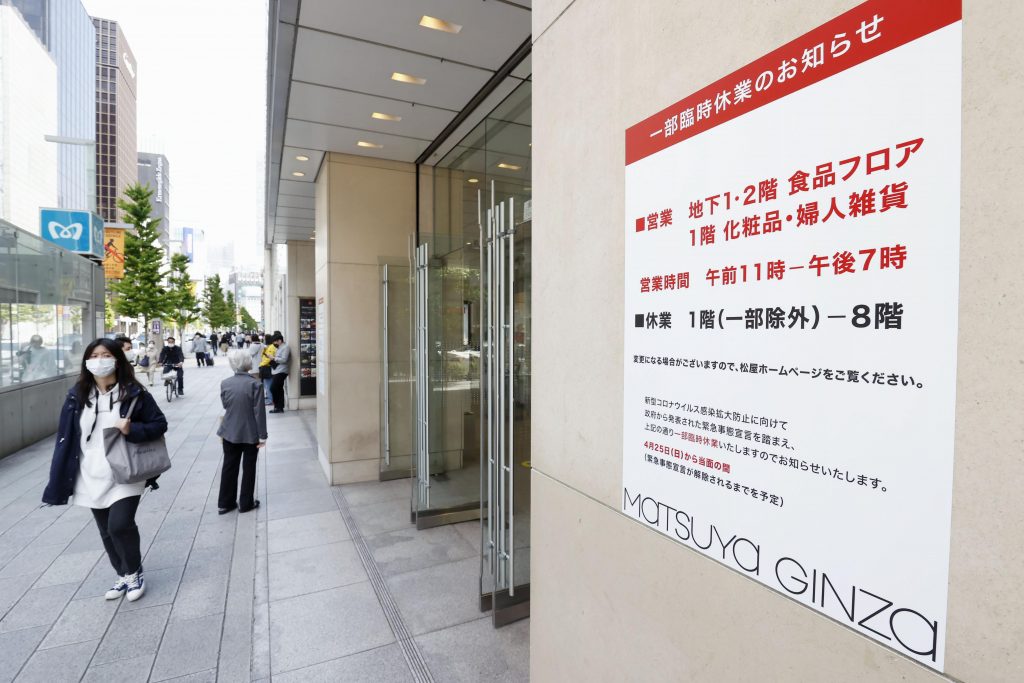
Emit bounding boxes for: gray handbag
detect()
[102,396,172,484]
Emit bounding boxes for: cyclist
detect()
[157,336,185,396]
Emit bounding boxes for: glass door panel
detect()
[380,263,413,480]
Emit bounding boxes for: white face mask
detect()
[86,358,116,377]
[166,342,175,348]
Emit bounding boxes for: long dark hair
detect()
[75,338,141,406]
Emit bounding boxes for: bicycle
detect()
[162,365,179,403]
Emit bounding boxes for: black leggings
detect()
[91,495,142,576]
[270,373,287,411]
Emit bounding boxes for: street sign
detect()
[152,320,162,335]
[39,209,104,259]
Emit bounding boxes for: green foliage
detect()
[239,306,258,332]
[202,274,232,330]
[104,292,115,332]
[166,253,200,337]
[108,184,168,333]
[225,291,237,327]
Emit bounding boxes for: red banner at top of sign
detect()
[625,0,961,166]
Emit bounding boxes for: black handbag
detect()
[259,365,272,379]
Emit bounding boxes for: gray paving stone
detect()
[38,595,118,649]
[273,643,414,682]
[91,603,171,666]
[80,653,156,683]
[169,573,228,621]
[339,477,412,507]
[180,544,232,581]
[30,519,89,548]
[158,669,217,682]
[0,625,48,683]
[14,638,97,683]
[119,565,185,612]
[143,537,195,571]
[267,510,350,554]
[149,613,222,682]
[365,525,476,577]
[386,556,482,636]
[347,497,414,537]
[265,486,338,521]
[33,549,102,588]
[0,574,35,619]
[416,616,530,683]
[268,540,366,601]
[251,601,271,680]
[269,582,395,674]
[0,543,65,580]
[0,581,77,633]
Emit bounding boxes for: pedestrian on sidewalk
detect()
[138,341,159,387]
[246,334,264,379]
[217,349,268,514]
[192,333,208,366]
[258,333,275,406]
[269,332,290,413]
[209,332,219,356]
[42,338,168,603]
[158,337,185,396]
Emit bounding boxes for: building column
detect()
[314,153,417,484]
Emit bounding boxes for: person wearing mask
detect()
[17,334,58,382]
[191,333,208,367]
[219,333,230,356]
[217,350,268,514]
[269,333,290,413]
[237,333,246,349]
[138,341,159,387]
[209,332,219,356]
[245,335,263,377]
[258,334,275,406]
[115,336,136,367]
[42,338,168,602]
[158,336,185,396]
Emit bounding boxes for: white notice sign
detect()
[621,0,961,671]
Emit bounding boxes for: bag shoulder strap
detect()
[124,394,140,419]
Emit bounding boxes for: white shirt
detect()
[72,384,145,509]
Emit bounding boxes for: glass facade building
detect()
[138,152,170,245]
[92,17,137,223]
[5,0,96,212]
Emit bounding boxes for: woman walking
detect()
[42,338,168,602]
[138,341,160,387]
[217,349,268,514]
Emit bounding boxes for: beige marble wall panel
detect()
[530,473,941,682]
[326,262,380,364]
[328,361,380,464]
[325,155,416,266]
[533,0,1024,679]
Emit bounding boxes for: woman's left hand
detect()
[115,418,130,435]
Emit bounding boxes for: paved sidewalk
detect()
[0,361,528,682]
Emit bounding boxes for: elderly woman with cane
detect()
[217,349,268,514]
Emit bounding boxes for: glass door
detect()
[380,262,413,480]
[412,236,482,528]
[481,191,531,626]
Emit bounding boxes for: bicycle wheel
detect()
[166,381,174,403]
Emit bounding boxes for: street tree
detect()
[225,291,238,329]
[239,307,258,332]
[166,253,200,338]
[202,274,231,330]
[108,184,167,337]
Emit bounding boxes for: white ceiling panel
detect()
[299,0,530,72]
[285,119,429,163]
[277,194,313,209]
[511,53,532,79]
[278,179,316,197]
[292,28,492,111]
[280,146,324,183]
[276,206,315,219]
[421,76,522,165]
[288,82,456,142]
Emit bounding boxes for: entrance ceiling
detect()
[266,0,532,244]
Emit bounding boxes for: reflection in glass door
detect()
[412,237,482,528]
[481,191,531,625]
[380,262,413,480]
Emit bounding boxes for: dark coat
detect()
[42,383,168,506]
[158,345,184,366]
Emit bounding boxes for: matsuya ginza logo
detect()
[48,221,83,242]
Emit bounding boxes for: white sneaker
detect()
[104,575,128,600]
[125,571,145,602]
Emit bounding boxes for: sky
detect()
[81,0,268,269]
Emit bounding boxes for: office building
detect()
[92,17,136,223]
[0,4,57,231]
[228,270,263,328]
[138,152,170,245]
[4,0,96,212]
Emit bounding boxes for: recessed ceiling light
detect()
[419,15,462,34]
[357,141,383,149]
[467,178,478,183]
[295,154,309,161]
[292,171,305,177]
[372,112,402,122]
[391,72,426,85]
[497,162,521,171]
